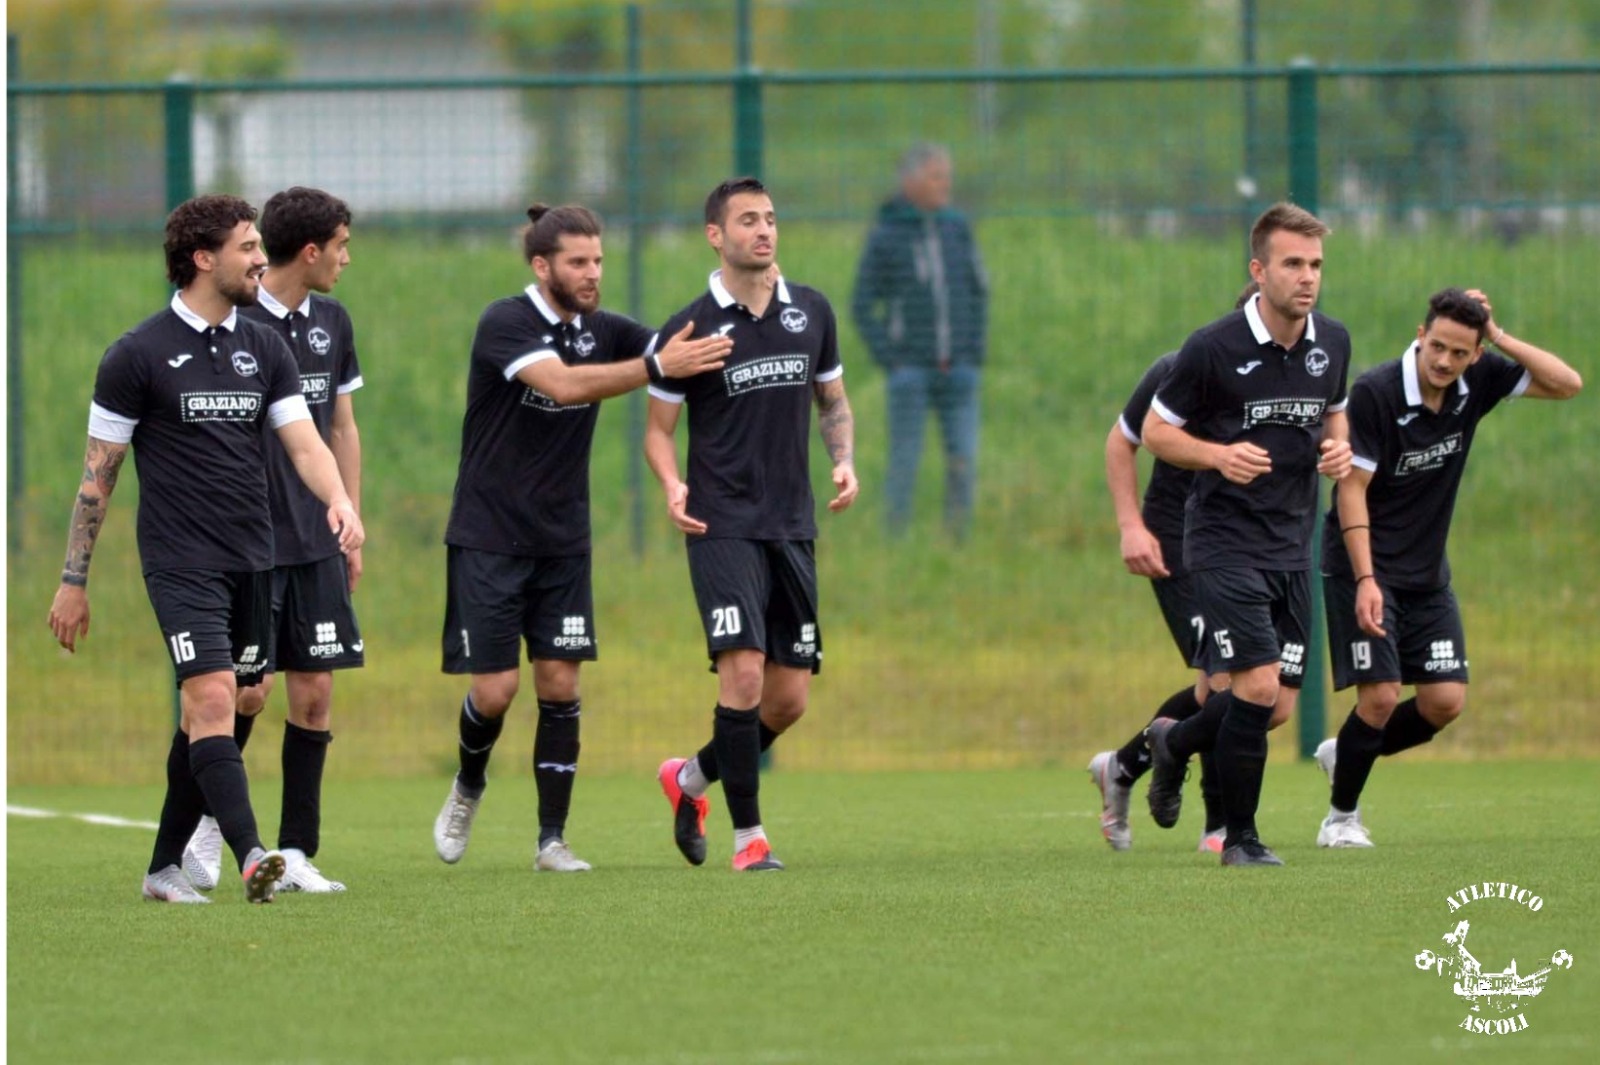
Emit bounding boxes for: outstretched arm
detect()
[48,436,128,652]
[815,376,858,512]
[1470,289,1583,400]
[519,322,731,407]
[1104,424,1167,578]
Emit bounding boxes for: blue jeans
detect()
[885,364,980,540]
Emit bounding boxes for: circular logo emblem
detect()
[574,332,597,358]
[231,351,260,377]
[780,307,809,334]
[307,326,332,356]
[1306,347,1330,377]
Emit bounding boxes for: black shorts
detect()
[441,546,596,675]
[1192,567,1310,689]
[144,568,273,688]
[1150,573,1207,671]
[267,554,364,674]
[1324,575,1469,690]
[686,538,821,674]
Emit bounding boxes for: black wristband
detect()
[644,352,665,385]
[1355,574,1376,586]
[61,571,88,588]
[1341,524,1369,534]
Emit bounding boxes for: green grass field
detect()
[7,760,1599,1063]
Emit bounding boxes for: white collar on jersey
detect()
[709,269,792,309]
[524,284,583,332]
[170,291,238,333]
[255,278,312,319]
[1402,339,1470,407]
[1243,291,1318,347]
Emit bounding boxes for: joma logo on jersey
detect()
[1395,433,1463,475]
[300,373,332,405]
[308,620,344,658]
[520,387,591,413]
[726,355,808,396]
[181,392,261,422]
[553,615,593,649]
[1241,397,1327,428]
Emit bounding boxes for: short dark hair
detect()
[260,187,352,265]
[1424,287,1491,341]
[522,203,602,263]
[164,195,257,288]
[1249,202,1330,264]
[704,177,767,227]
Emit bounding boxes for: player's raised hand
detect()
[664,479,707,535]
[1318,437,1353,480]
[328,501,365,553]
[1355,575,1387,637]
[1465,288,1496,334]
[48,584,91,652]
[1120,523,1170,578]
[655,321,731,378]
[827,463,859,512]
[1217,441,1272,484]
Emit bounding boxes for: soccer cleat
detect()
[1143,718,1187,829]
[241,848,287,903]
[731,837,784,872]
[1198,828,1226,854]
[182,815,224,891]
[1087,751,1132,851]
[142,865,212,904]
[1317,810,1375,849]
[1314,737,1338,786]
[278,848,347,892]
[534,838,593,872]
[433,779,481,864]
[658,757,710,866]
[1220,837,1285,867]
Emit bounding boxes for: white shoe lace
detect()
[443,795,475,840]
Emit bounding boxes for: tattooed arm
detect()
[814,376,859,513]
[48,436,128,652]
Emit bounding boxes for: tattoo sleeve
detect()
[62,438,127,585]
[816,378,855,468]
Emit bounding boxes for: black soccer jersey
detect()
[1117,352,1196,578]
[649,272,843,541]
[88,293,307,575]
[1323,342,1529,590]
[444,285,654,557]
[1151,293,1350,572]
[243,285,364,567]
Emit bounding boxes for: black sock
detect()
[1213,693,1274,847]
[1380,697,1440,756]
[234,711,257,752]
[1167,689,1230,761]
[1198,751,1225,833]
[1115,686,1203,784]
[279,722,332,856]
[534,699,581,845]
[695,719,779,785]
[713,705,762,829]
[456,693,503,798]
[189,734,262,869]
[1330,709,1384,813]
[148,730,206,874]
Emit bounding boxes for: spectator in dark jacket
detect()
[852,143,988,540]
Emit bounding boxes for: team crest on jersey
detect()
[307,326,332,356]
[573,332,597,358]
[1305,347,1330,377]
[780,307,809,333]
[231,351,259,377]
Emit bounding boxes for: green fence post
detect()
[625,3,646,559]
[7,33,24,548]
[164,75,196,209]
[733,0,763,178]
[1287,55,1325,759]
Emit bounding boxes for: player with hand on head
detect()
[1314,287,1580,847]
[431,204,731,873]
[647,177,857,872]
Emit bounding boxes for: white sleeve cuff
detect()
[1328,398,1349,413]
[1351,454,1378,473]
[1150,395,1186,427]
[88,402,138,444]
[816,365,844,383]
[1116,415,1140,445]
[267,394,312,429]
[336,374,364,395]
[647,385,686,404]
[1509,370,1532,399]
[504,350,559,381]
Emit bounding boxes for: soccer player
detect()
[431,204,732,872]
[1140,202,1353,867]
[182,187,363,895]
[47,194,364,904]
[1315,287,1581,847]
[1088,282,1258,855]
[647,176,858,872]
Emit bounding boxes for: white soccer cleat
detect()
[1198,828,1226,854]
[278,848,346,893]
[142,865,212,904]
[433,780,481,864]
[534,838,592,872]
[242,847,287,904]
[1314,738,1338,786]
[1317,810,1375,848]
[182,815,224,891]
[1087,751,1132,851]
